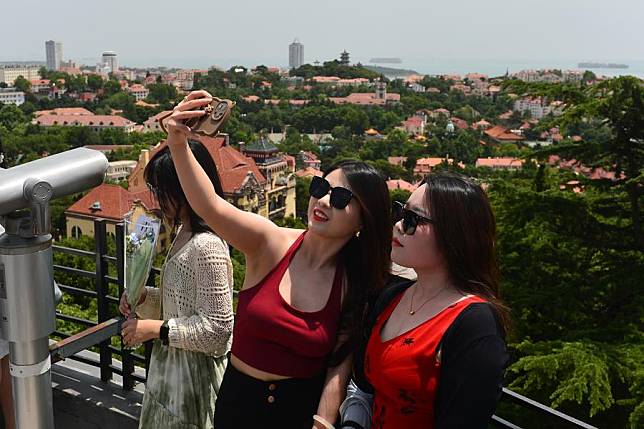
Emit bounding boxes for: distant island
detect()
[369,58,402,64]
[578,62,629,69]
[364,65,419,78]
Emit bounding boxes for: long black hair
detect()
[144,139,224,234]
[324,160,392,365]
[423,171,510,335]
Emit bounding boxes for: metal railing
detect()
[51,219,154,390]
[50,218,596,428]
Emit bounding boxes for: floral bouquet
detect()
[124,211,161,319]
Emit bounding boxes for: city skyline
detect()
[1,0,642,71]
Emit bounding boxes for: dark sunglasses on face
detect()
[392,201,433,235]
[309,176,354,210]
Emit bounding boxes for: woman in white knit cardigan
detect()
[119,140,234,429]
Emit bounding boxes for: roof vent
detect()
[90,201,102,211]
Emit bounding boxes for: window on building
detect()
[71,225,82,239]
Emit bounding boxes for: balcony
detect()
[2,218,597,429]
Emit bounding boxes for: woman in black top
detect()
[340,172,509,429]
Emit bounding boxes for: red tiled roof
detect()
[66,184,159,221]
[34,114,135,127]
[475,157,524,168]
[128,84,147,92]
[485,125,525,141]
[205,137,267,192]
[416,157,452,167]
[301,151,318,160]
[329,92,400,106]
[387,179,417,192]
[295,167,323,178]
[35,107,94,117]
[450,117,469,130]
[142,136,267,195]
[403,116,425,126]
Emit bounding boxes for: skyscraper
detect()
[45,40,63,71]
[289,39,304,69]
[102,51,119,73]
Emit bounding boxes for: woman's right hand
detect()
[165,90,214,147]
[119,290,147,318]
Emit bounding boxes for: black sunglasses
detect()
[309,176,354,209]
[392,201,433,235]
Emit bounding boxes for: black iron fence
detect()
[50,218,596,428]
[52,219,154,389]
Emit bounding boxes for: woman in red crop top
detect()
[165,90,392,429]
[341,172,510,429]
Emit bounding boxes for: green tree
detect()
[146,83,178,104]
[13,75,31,92]
[103,79,122,96]
[0,104,27,130]
[389,188,411,204]
[530,76,644,248]
[87,74,104,91]
[490,180,644,428]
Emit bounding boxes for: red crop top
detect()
[231,232,344,378]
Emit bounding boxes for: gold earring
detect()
[355,230,361,238]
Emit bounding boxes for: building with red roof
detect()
[33,114,136,133]
[387,179,417,192]
[127,135,295,220]
[475,157,525,170]
[64,183,168,246]
[484,125,526,143]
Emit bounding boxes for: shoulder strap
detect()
[353,275,415,393]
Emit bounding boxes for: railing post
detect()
[116,222,135,390]
[94,219,112,382]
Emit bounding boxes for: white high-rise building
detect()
[102,51,118,73]
[289,39,304,69]
[45,40,63,71]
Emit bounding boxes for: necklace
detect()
[408,283,446,315]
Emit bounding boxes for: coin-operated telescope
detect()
[0,148,108,429]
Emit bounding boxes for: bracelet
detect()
[313,414,335,429]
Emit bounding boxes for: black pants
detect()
[214,364,326,429]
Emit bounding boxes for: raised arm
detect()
[165,90,280,256]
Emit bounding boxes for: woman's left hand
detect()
[121,319,164,346]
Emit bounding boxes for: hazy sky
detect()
[1,0,642,70]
